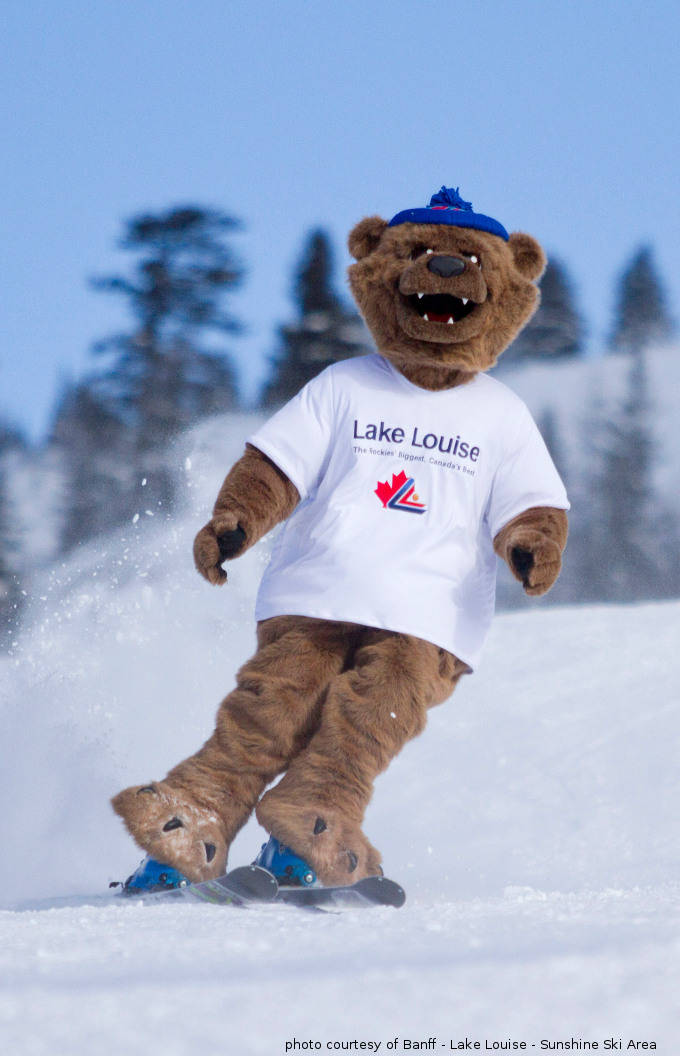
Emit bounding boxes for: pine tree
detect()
[52,205,245,550]
[500,257,585,368]
[608,245,675,354]
[51,380,137,551]
[580,350,680,601]
[570,246,678,601]
[261,229,371,407]
[93,205,243,431]
[91,205,244,511]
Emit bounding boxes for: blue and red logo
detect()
[375,470,427,514]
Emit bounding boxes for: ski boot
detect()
[113,856,190,895]
[254,835,317,887]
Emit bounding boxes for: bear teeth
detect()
[409,292,476,323]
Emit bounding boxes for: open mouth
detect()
[407,292,477,324]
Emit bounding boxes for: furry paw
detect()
[507,528,562,596]
[193,524,229,585]
[111,781,228,882]
[256,799,382,887]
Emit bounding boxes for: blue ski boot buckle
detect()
[255,836,317,887]
[120,856,190,894]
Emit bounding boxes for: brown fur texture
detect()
[256,630,467,884]
[113,616,463,884]
[348,221,546,388]
[493,506,568,596]
[110,782,237,882]
[193,444,300,585]
[112,198,567,884]
[113,616,362,881]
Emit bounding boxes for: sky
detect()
[1,0,679,440]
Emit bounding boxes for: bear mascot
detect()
[112,186,569,890]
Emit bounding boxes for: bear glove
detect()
[192,444,301,587]
[193,513,247,586]
[504,526,562,596]
[493,506,568,598]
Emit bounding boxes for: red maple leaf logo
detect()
[375,470,408,507]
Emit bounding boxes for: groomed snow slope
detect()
[1,416,679,1053]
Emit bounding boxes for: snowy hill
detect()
[1,412,679,1053]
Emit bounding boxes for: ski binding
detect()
[115,837,405,910]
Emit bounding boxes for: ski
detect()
[16,869,404,913]
[252,835,406,910]
[275,874,406,910]
[128,867,406,911]
[122,864,279,907]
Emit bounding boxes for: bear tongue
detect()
[426,312,452,323]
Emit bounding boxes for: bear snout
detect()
[426,255,467,278]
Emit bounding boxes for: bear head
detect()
[348,186,546,390]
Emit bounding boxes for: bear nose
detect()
[426,255,467,278]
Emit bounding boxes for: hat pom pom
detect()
[429,186,473,211]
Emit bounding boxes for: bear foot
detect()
[256,798,382,887]
[111,781,232,883]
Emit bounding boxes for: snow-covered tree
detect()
[260,229,371,407]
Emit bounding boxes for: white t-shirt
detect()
[247,354,569,670]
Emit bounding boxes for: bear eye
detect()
[410,245,434,260]
[462,252,482,268]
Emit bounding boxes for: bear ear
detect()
[508,232,546,282]
[348,216,388,260]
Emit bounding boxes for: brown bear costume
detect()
[112,187,569,887]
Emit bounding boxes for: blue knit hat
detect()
[388,186,509,242]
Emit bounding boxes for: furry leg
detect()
[256,628,468,886]
[111,616,360,882]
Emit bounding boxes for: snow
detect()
[1,414,679,1053]
[2,887,678,1053]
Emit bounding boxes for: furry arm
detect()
[193,443,300,585]
[493,506,568,597]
